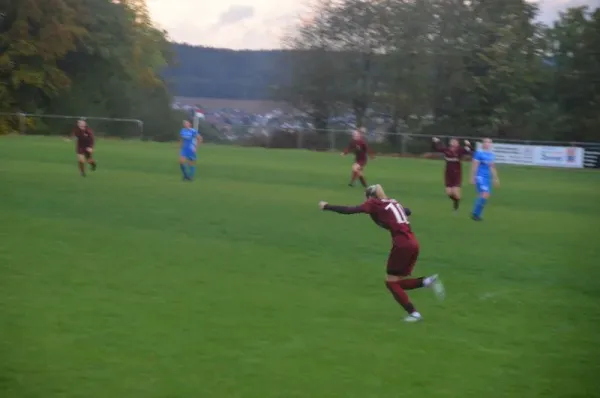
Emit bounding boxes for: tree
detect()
[325,0,388,127]
[547,6,600,141]
[0,0,180,139]
[378,0,434,136]
[275,0,345,131]
[0,0,85,114]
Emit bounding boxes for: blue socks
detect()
[180,164,189,179]
[180,164,196,180]
[472,197,487,217]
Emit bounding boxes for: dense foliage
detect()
[0,0,179,138]
[2,0,598,143]
[275,0,600,142]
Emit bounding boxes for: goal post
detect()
[0,112,144,139]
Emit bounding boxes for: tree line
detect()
[274,0,600,142]
[2,0,598,143]
[0,0,182,140]
[165,44,286,100]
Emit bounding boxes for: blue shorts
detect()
[476,176,492,194]
[180,148,197,161]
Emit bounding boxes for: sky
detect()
[147,0,599,50]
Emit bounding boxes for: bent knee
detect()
[386,274,404,282]
[482,192,490,199]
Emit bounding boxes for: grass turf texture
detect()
[1,135,599,398]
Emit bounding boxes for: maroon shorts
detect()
[445,173,462,188]
[386,237,420,276]
[355,160,367,169]
[77,147,92,158]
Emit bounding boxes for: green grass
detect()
[1,135,600,398]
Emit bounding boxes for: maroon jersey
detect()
[72,127,95,149]
[435,142,470,175]
[324,198,414,240]
[344,139,371,164]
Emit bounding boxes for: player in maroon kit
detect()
[318,184,445,322]
[432,137,471,211]
[342,129,374,188]
[71,119,97,177]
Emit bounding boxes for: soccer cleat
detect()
[404,312,422,322]
[425,274,445,300]
[471,214,482,221]
[90,163,97,171]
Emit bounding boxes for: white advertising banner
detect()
[533,146,585,168]
[475,143,585,168]
[475,143,535,166]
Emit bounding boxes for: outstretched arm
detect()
[319,201,366,214]
[324,205,365,214]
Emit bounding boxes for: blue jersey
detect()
[180,128,200,152]
[473,150,495,180]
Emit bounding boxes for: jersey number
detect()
[385,202,409,224]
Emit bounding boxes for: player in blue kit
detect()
[470,138,500,221]
[179,120,202,181]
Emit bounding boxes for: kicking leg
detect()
[386,244,422,321]
[385,276,420,320]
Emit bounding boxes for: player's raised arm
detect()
[318,201,367,214]
[463,140,471,153]
[432,137,445,151]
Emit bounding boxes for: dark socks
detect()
[385,281,416,314]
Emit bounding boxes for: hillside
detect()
[164,44,288,100]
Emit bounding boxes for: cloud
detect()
[218,5,255,26]
[148,0,598,49]
[529,0,596,23]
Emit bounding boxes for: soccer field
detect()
[1,135,599,398]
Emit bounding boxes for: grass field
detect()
[1,135,600,398]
